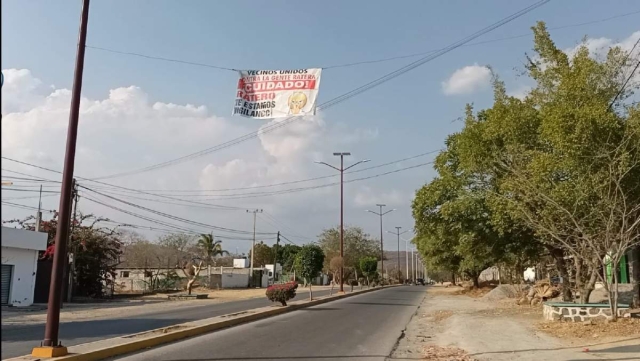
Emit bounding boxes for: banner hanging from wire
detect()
[232,68,322,119]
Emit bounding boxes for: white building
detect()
[233,258,249,268]
[1,227,48,306]
[265,263,282,282]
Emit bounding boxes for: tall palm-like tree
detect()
[197,233,229,265]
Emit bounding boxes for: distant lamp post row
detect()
[366,205,395,279]
[315,152,369,293]
[387,227,413,282]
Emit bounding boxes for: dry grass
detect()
[430,310,454,323]
[537,318,640,340]
[423,345,478,361]
[427,285,465,295]
[453,286,495,298]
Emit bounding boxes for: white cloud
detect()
[508,85,532,100]
[564,31,640,59]
[1,69,383,245]
[441,64,491,95]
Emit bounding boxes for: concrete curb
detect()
[8,285,397,361]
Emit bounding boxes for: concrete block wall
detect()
[543,303,629,322]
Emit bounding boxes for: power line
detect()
[86,9,639,71]
[85,45,239,71]
[1,155,433,207]
[81,194,222,236]
[1,187,60,194]
[1,201,56,213]
[261,212,312,241]
[80,185,276,236]
[2,194,58,201]
[609,38,640,109]
[324,9,640,69]
[81,148,441,195]
[90,1,549,180]
[88,159,434,202]
[1,168,61,182]
[1,157,248,211]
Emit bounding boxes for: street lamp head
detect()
[376,204,386,207]
[333,152,351,156]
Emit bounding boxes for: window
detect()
[120,271,130,278]
[144,271,153,278]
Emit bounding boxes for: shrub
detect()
[266,282,298,306]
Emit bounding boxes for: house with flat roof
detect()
[1,227,48,306]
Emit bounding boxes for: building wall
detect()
[1,246,39,306]
[221,273,249,288]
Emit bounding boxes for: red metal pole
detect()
[339,154,344,293]
[42,0,90,348]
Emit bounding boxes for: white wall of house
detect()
[1,227,48,307]
[221,273,249,288]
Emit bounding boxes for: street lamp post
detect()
[387,227,411,283]
[315,153,369,293]
[366,205,395,280]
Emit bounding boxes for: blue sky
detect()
[2,0,639,253]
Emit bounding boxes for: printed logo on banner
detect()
[233,68,322,119]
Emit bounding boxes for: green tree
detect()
[437,22,640,316]
[276,244,302,272]
[294,244,325,300]
[197,233,229,265]
[412,136,506,288]
[248,241,274,268]
[317,226,379,280]
[359,256,378,285]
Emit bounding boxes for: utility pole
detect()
[405,240,409,282]
[388,227,411,283]
[67,180,79,304]
[273,231,280,284]
[366,205,395,280]
[411,247,415,283]
[35,185,43,232]
[315,153,369,293]
[246,209,262,287]
[34,1,90,357]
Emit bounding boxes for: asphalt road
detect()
[1,289,333,359]
[109,286,426,361]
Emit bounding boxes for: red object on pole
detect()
[42,0,90,348]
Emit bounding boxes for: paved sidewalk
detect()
[391,286,640,361]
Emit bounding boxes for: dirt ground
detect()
[390,285,640,361]
[1,286,332,326]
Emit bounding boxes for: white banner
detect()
[232,68,322,119]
